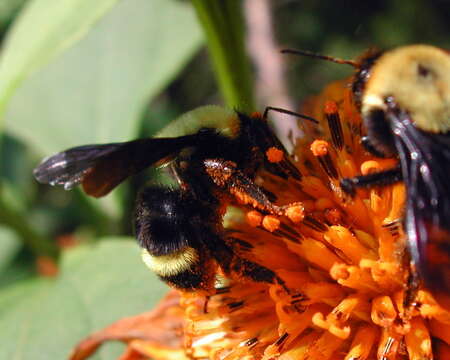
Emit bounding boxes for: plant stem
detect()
[191,0,254,112]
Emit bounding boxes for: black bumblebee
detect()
[34,105,313,292]
[285,45,450,302]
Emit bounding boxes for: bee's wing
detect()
[390,111,450,292]
[34,136,197,197]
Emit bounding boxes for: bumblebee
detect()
[285,45,450,300]
[34,105,313,292]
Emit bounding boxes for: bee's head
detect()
[361,44,450,134]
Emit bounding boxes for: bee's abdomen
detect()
[135,186,219,291]
[141,247,215,290]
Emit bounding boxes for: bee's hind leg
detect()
[203,158,302,218]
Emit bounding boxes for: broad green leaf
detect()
[0,0,121,126]
[5,0,203,154]
[0,239,169,360]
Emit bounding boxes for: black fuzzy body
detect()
[33,109,298,292]
[134,112,293,291]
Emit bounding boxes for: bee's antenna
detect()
[281,49,359,68]
[263,106,319,124]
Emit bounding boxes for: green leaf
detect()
[0,0,121,127]
[0,225,21,271]
[0,0,27,31]
[5,0,203,154]
[0,239,169,360]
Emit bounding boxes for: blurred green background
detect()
[0,0,448,358]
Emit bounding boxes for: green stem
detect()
[0,196,58,258]
[191,0,254,112]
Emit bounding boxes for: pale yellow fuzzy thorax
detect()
[156,105,240,139]
[362,44,450,133]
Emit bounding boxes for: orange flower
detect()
[72,80,450,360]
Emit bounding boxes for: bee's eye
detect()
[417,63,433,79]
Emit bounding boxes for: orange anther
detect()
[310,140,329,156]
[361,160,382,175]
[312,312,328,329]
[246,210,263,227]
[324,100,339,115]
[266,147,284,163]
[329,324,351,339]
[285,204,305,223]
[262,215,280,232]
[371,295,397,327]
[330,263,350,280]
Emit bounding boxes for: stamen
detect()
[301,176,333,199]
[417,290,450,324]
[405,317,433,359]
[315,197,335,210]
[325,101,344,150]
[382,220,401,237]
[279,222,302,238]
[313,294,368,339]
[306,331,345,359]
[324,225,376,264]
[227,300,245,311]
[311,140,339,179]
[274,332,289,348]
[302,215,327,232]
[280,159,303,180]
[360,259,404,289]
[310,139,329,157]
[246,210,263,227]
[378,330,400,360]
[215,286,231,295]
[324,208,342,225]
[284,203,305,223]
[262,215,280,232]
[244,337,258,348]
[266,147,284,163]
[273,229,301,243]
[345,324,378,360]
[330,263,380,292]
[290,238,342,272]
[361,160,382,175]
[371,295,397,327]
[384,183,406,225]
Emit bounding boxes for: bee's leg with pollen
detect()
[340,165,402,197]
[203,158,304,222]
[204,228,301,307]
[207,235,283,287]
